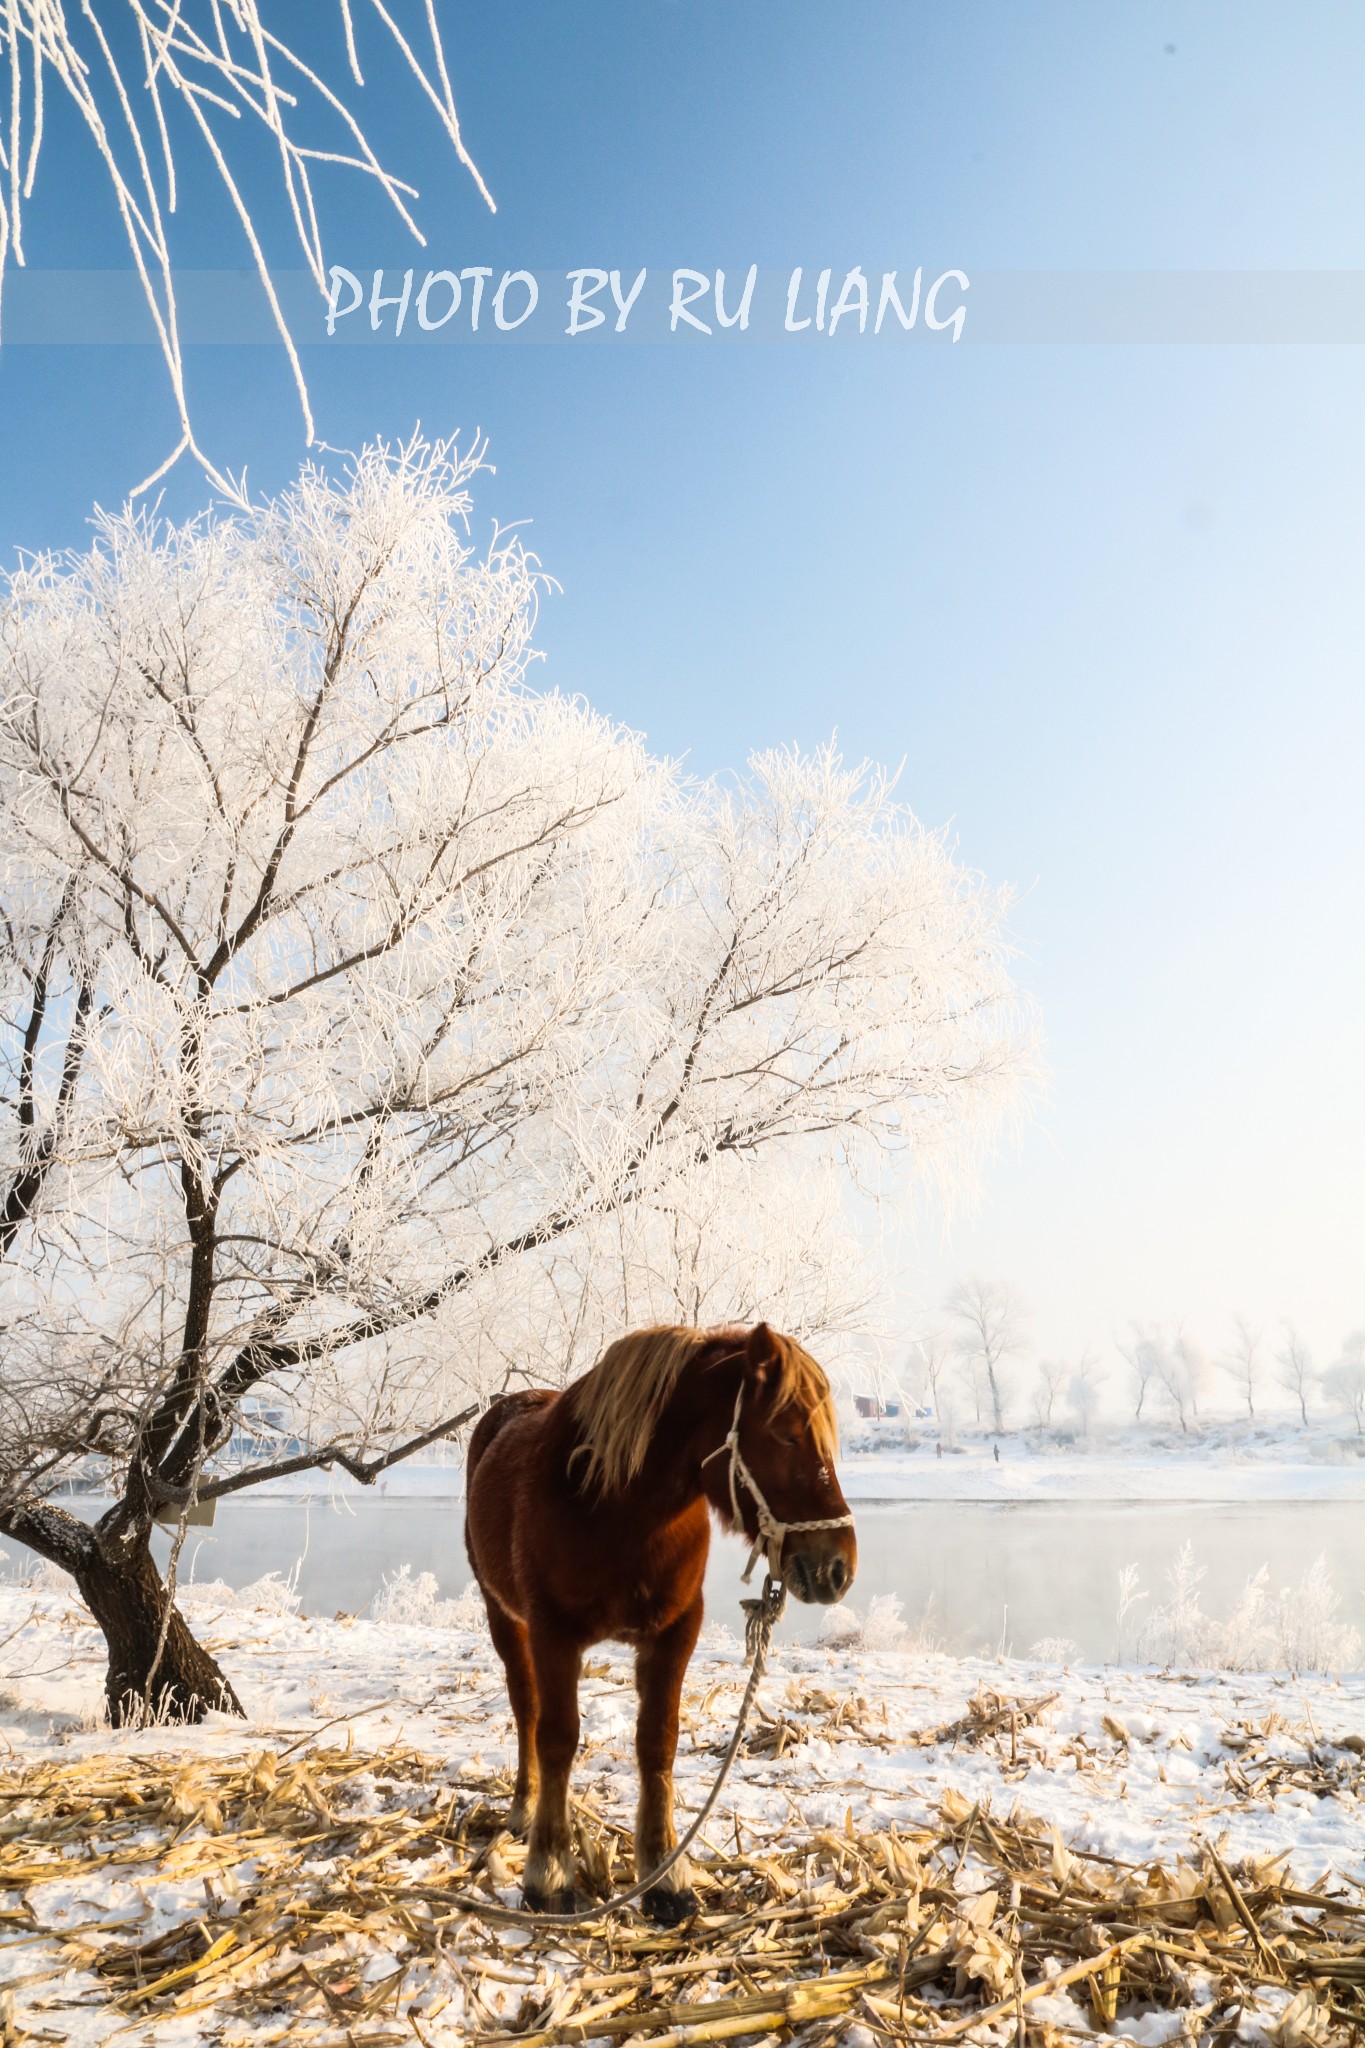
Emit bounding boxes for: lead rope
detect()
[438,1572,786,1929]
[439,1385,852,1929]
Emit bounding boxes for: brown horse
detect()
[464,1321,857,1921]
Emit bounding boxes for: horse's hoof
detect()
[642,1884,698,1926]
[522,1885,577,1916]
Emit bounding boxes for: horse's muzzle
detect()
[785,1546,855,1606]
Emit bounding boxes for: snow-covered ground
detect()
[3,1574,1364,2044]
[6,1575,1358,1884]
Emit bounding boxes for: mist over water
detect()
[132,1496,1365,1667]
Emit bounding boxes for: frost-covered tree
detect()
[1031,1355,1067,1428]
[904,1332,954,1421]
[1123,1323,1206,1436]
[0,4,494,497]
[0,439,1036,1720]
[1322,1335,1365,1437]
[1118,1326,1159,1422]
[1274,1324,1313,1428]
[945,1276,1027,1434]
[1065,1349,1106,1442]
[1163,1327,1210,1433]
[1218,1315,1262,1421]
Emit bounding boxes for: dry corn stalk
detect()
[0,1739,1361,2046]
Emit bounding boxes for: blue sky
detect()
[2,3,1362,1381]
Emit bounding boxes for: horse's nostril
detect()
[829,1559,847,1593]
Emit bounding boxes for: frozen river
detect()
[136,1493,1364,1664]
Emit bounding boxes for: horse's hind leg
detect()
[523,1623,582,1913]
[633,1599,703,1926]
[483,1597,539,1833]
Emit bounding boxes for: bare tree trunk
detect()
[0,1497,242,1726]
[75,1533,243,1726]
[986,1367,1004,1435]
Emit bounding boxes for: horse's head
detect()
[705,1322,857,1606]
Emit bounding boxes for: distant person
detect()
[993,1443,1000,1464]
[936,1440,943,1459]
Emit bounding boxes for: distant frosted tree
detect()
[1066,1350,1106,1442]
[945,1277,1028,1434]
[1274,1325,1313,1428]
[957,1350,986,1424]
[1218,1316,1262,1421]
[1166,1328,1210,1431]
[936,1375,962,1449]
[1124,1324,1208,1436]
[0,438,1037,1720]
[905,1333,954,1421]
[1118,1326,1160,1421]
[1322,1335,1365,1437]
[1031,1356,1068,1428]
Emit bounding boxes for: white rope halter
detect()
[701,1381,855,1584]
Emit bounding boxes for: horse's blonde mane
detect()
[569,1323,837,1498]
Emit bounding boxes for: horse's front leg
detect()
[634,1599,704,1925]
[524,1622,582,1912]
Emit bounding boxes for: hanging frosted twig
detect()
[0,3,496,497]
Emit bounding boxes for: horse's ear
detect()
[745,1322,781,1384]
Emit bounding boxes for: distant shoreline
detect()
[48,1419,1365,1515]
[52,1464,1363,1513]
